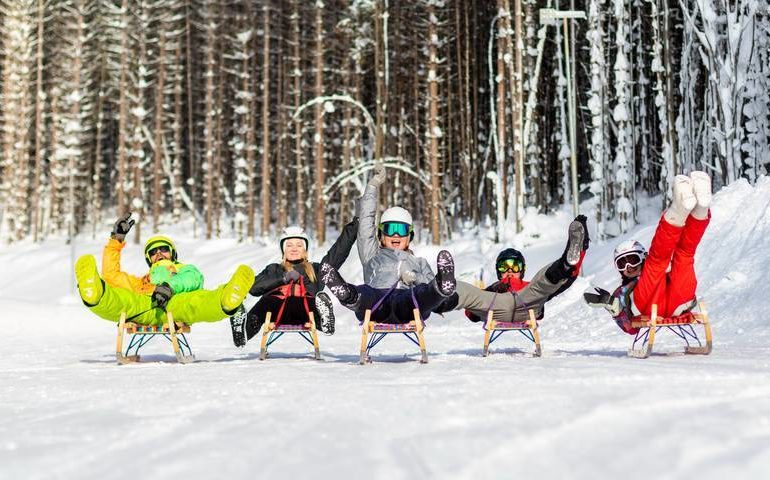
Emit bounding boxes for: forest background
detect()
[0,0,767,245]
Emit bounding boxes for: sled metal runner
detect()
[259,311,321,361]
[359,308,428,364]
[628,302,712,359]
[482,309,542,357]
[115,311,194,364]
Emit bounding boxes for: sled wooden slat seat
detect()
[124,323,191,334]
[359,309,428,364]
[482,309,542,357]
[115,311,194,365]
[259,311,321,361]
[630,311,702,328]
[628,302,712,359]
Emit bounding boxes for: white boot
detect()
[690,171,712,219]
[664,175,696,226]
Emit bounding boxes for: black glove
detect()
[575,214,590,249]
[111,213,135,242]
[368,164,386,188]
[489,282,510,293]
[283,270,302,283]
[151,283,174,309]
[584,287,620,315]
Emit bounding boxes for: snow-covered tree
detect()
[586,0,609,240]
[0,0,36,242]
[680,0,759,185]
[613,0,634,233]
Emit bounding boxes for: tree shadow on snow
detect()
[551,348,627,358]
[445,347,532,357]
[80,353,188,364]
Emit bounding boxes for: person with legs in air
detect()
[584,171,712,334]
[228,219,358,347]
[320,164,456,324]
[435,215,590,322]
[74,213,254,326]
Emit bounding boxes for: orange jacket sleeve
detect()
[102,238,152,294]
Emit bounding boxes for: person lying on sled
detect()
[435,215,590,322]
[228,219,358,347]
[74,213,253,326]
[319,164,456,324]
[584,171,712,334]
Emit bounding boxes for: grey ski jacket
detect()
[356,184,434,289]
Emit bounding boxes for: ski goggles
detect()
[615,253,643,271]
[496,258,524,273]
[379,221,412,238]
[147,245,172,257]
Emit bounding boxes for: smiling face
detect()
[283,238,307,262]
[381,234,410,251]
[621,263,643,278]
[148,245,172,265]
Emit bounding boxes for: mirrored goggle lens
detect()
[496,259,523,273]
[380,222,411,237]
[148,245,171,256]
[615,253,642,270]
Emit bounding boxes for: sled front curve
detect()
[259,311,322,361]
[482,309,541,357]
[359,308,428,364]
[115,311,194,364]
[628,302,712,358]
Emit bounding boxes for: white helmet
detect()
[613,240,647,269]
[380,206,412,226]
[279,226,309,253]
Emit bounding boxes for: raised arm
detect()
[321,217,359,269]
[102,238,145,292]
[357,165,387,265]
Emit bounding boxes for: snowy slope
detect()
[1,178,770,479]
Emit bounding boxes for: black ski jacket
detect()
[249,218,359,299]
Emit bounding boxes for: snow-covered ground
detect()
[2,178,770,479]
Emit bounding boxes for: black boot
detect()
[320,262,358,305]
[435,250,456,296]
[229,305,247,348]
[315,291,336,335]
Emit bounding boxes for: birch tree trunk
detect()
[313,1,326,243]
[260,3,272,237]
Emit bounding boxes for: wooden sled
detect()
[628,302,712,359]
[115,311,194,364]
[259,311,321,361]
[482,309,541,357]
[359,308,428,364]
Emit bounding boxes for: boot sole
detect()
[75,255,103,305]
[221,265,255,313]
[436,250,456,295]
[566,222,585,266]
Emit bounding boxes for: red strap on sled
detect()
[273,276,312,329]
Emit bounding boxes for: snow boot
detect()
[221,265,255,314]
[565,216,587,266]
[320,263,358,306]
[435,250,456,296]
[75,254,103,306]
[229,305,247,347]
[690,171,712,219]
[664,175,697,226]
[316,292,336,335]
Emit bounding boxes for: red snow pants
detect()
[632,214,710,318]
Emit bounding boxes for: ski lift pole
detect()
[539,8,586,217]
